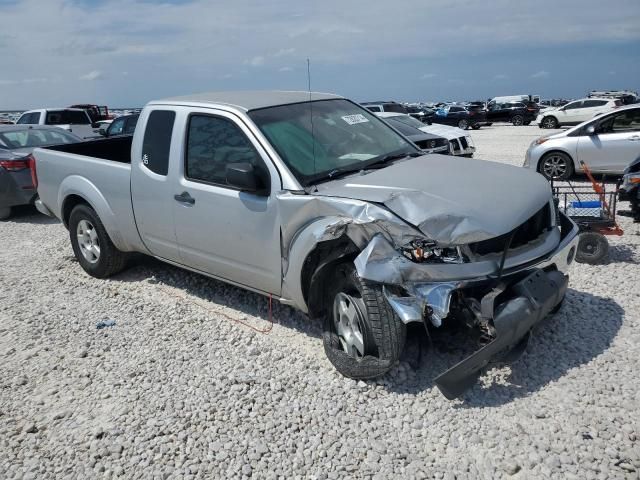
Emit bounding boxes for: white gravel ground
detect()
[1,124,639,479]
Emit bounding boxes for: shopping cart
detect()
[551,161,623,264]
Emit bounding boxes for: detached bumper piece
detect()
[434,269,568,400]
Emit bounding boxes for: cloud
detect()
[531,70,550,78]
[274,48,295,57]
[493,73,508,80]
[244,56,265,67]
[421,73,436,79]
[279,66,293,72]
[79,70,104,81]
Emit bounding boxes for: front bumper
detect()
[382,212,579,398]
[434,268,568,399]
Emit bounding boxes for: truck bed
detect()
[34,135,145,253]
[45,135,133,163]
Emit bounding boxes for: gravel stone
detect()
[0,126,638,479]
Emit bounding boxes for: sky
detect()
[0,0,639,109]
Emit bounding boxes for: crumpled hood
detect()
[312,154,552,245]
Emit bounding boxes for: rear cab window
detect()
[141,110,175,176]
[45,110,90,125]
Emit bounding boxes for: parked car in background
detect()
[464,103,488,129]
[376,112,475,157]
[405,105,435,123]
[16,108,99,139]
[619,156,640,222]
[361,101,408,114]
[536,98,621,129]
[486,101,539,126]
[431,105,480,130]
[524,105,640,180]
[70,104,113,123]
[378,115,449,154]
[33,90,578,398]
[0,125,81,219]
[99,114,139,137]
[588,90,638,106]
[490,94,540,104]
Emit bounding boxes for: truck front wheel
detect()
[69,204,128,278]
[322,263,406,379]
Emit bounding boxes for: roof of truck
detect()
[153,90,342,111]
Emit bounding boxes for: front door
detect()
[578,108,640,173]
[557,100,584,125]
[172,110,282,295]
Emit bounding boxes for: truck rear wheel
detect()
[69,204,128,278]
[322,263,406,379]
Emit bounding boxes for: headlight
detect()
[465,136,474,147]
[400,239,466,264]
[534,137,549,146]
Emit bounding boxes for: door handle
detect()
[174,191,195,205]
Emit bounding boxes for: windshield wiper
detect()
[370,151,422,166]
[305,166,366,186]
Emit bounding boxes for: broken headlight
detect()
[400,239,466,264]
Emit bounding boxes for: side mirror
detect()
[585,125,596,135]
[226,162,268,194]
[99,128,108,136]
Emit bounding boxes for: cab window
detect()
[185,115,264,187]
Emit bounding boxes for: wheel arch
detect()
[301,236,360,319]
[58,176,131,251]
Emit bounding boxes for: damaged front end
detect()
[354,206,579,399]
[278,155,579,399]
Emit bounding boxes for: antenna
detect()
[307,58,316,178]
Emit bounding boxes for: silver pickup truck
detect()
[34,91,579,398]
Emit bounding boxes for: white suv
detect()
[16,108,98,139]
[537,98,622,129]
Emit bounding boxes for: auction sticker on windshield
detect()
[341,114,369,125]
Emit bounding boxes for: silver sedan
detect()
[524,105,640,180]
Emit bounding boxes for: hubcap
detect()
[513,116,523,125]
[332,292,366,360]
[77,219,100,264]
[543,155,567,179]
[459,120,468,129]
[543,118,555,128]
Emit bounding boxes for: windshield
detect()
[0,129,80,149]
[248,99,416,185]
[389,115,426,129]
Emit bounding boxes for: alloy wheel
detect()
[333,292,366,360]
[76,219,100,264]
[542,155,567,179]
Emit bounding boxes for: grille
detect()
[449,139,461,152]
[459,136,468,149]
[469,203,551,256]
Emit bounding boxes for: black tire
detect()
[523,121,531,126]
[322,263,406,379]
[575,232,609,264]
[511,115,524,126]
[486,123,493,126]
[457,119,469,130]
[538,152,574,181]
[542,116,558,129]
[471,124,481,130]
[0,206,11,221]
[68,204,128,278]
